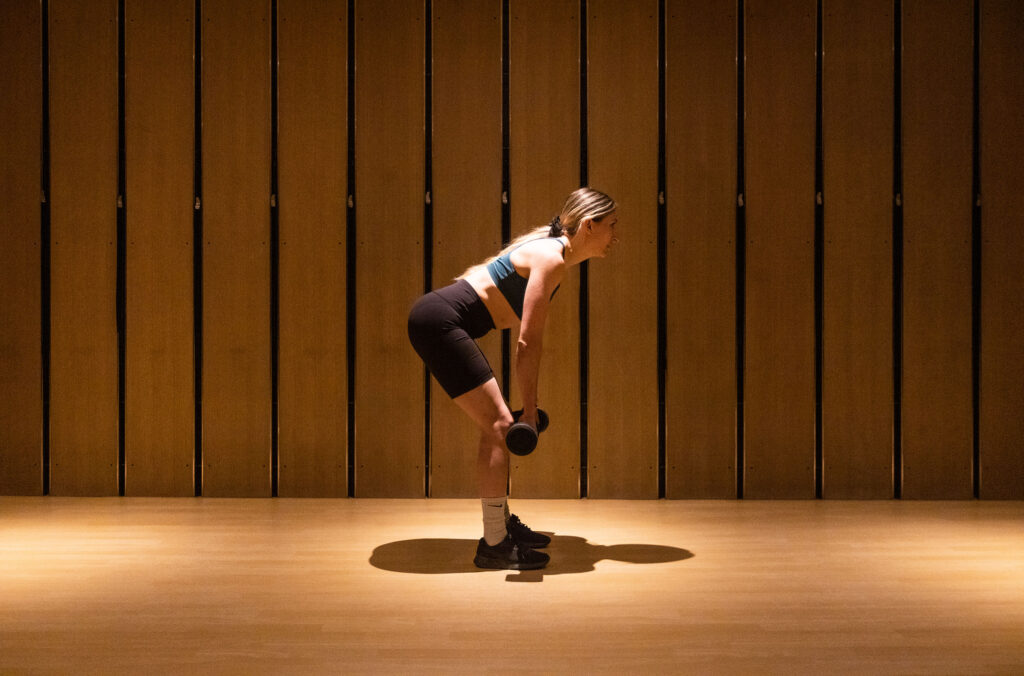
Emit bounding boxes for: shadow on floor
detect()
[369,534,694,582]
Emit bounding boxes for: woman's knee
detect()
[483,413,514,446]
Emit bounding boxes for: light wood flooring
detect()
[1,498,1023,674]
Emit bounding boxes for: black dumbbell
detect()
[505,408,550,456]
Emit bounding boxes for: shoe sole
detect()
[473,554,548,570]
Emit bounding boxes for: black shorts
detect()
[407,279,496,399]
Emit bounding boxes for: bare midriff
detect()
[461,267,520,331]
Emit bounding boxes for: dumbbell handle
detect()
[511,408,549,433]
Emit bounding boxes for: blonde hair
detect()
[459,187,616,279]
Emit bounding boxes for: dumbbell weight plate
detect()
[505,423,538,456]
[506,408,549,456]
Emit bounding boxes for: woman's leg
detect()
[450,377,550,569]
[452,378,516,550]
[451,377,513,499]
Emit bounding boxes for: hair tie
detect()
[548,216,564,237]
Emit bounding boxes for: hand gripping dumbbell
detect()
[505,408,550,456]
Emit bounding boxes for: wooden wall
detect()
[979,0,1024,499]
[901,0,974,499]
[508,0,582,498]
[0,0,45,495]
[430,0,502,497]
[821,0,894,499]
[665,0,737,499]
[277,0,349,497]
[124,0,195,497]
[588,0,659,499]
[743,0,817,498]
[48,0,120,495]
[1,0,1022,500]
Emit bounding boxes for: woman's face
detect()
[588,211,619,258]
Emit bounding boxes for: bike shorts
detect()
[407,279,496,399]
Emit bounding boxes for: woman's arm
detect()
[515,244,565,428]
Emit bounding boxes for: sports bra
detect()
[485,238,565,319]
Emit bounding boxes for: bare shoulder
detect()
[513,238,566,274]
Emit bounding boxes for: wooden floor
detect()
[1,498,1023,674]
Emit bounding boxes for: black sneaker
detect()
[473,534,549,570]
[506,513,551,549]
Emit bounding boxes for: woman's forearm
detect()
[514,335,543,423]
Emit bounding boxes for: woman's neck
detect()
[560,234,588,267]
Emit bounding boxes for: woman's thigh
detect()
[452,378,512,435]
[408,293,495,399]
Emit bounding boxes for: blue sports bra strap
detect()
[554,237,566,258]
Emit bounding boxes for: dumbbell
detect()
[505,408,550,456]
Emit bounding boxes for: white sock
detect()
[481,497,508,546]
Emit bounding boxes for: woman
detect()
[408,187,618,570]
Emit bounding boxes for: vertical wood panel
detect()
[124,0,195,497]
[354,0,425,497]
[743,0,817,499]
[508,0,581,498]
[277,0,348,497]
[821,0,893,499]
[48,0,120,496]
[429,0,502,498]
[979,0,1024,499]
[901,0,973,499]
[665,0,737,499]
[201,0,272,497]
[588,0,659,499]
[0,0,43,495]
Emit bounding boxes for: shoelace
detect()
[507,515,530,533]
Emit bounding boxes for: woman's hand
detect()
[517,408,539,431]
